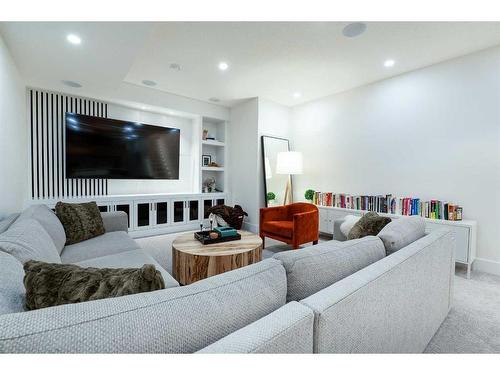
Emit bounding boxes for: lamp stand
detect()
[283,175,293,205]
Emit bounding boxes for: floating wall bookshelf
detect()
[200,117,227,194]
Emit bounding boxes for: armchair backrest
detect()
[288,203,318,217]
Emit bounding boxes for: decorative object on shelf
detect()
[304,189,315,203]
[261,136,292,207]
[207,204,248,229]
[276,151,303,205]
[203,177,216,193]
[202,129,208,140]
[202,155,212,166]
[208,161,220,168]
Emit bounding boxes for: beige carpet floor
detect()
[136,231,500,353]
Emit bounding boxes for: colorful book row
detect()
[313,192,463,221]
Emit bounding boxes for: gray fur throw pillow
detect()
[347,212,391,240]
[23,260,165,310]
[55,201,105,245]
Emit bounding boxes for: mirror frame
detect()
[261,135,291,208]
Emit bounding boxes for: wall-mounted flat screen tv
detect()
[66,113,180,179]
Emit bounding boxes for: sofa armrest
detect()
[197,302,314,353]
[260,206,289,222]
[101,211,128,233]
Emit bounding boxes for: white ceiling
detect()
[2,22,500,107]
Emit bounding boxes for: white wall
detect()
[0,35,27,217]
[228,98,291,232]
[228,98,259,231]
[291,46,500,268]
[257,98,291,211]
[106,104,199,195]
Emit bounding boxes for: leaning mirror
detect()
[261,136,291,207]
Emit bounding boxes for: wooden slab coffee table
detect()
[172,230,263,285]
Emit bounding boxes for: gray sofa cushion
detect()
[273,236,386,301]
[18,205,66,254]
[377,216,426,255]
[0,218,61,264]
[76,249,179,289]
[0,252,25,315]
[0,214,20,235]
[0,258,287,353]
[101,211,129,233]
[60,231,139,263]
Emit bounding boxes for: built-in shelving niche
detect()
[201,117,227,194]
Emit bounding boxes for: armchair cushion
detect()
[262,220,293,238]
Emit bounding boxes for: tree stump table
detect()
[172,230,263,285]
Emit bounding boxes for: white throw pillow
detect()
[377,216,426,255]
[340,215,361,237]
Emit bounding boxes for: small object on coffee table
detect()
[172,230,263,285]
[214,226,238,238]
[193,229,241,245]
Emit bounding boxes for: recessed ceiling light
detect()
[342,23,367,38]
[66,34,82,45]
[293,92,301,99]
[209,97,220,103]
[384,59,395,68]
[142,80,157,87]
[61,80,82,88]
[169,63,181,71]
[218,62,229,71]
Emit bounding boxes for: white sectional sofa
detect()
[0,205,455,353]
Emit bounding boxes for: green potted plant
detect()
[304,189,315,203]
[267,192,276,206]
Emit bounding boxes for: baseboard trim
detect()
[242,221,258,234]
[473,257,500,276]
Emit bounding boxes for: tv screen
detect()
[66,113,180,179]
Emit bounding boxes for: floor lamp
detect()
[276,151,303,205]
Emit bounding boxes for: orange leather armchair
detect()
[260,203,319,249]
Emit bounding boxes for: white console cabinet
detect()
[318,206,477,278]
[36,192,227,238]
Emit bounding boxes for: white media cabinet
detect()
[318,205,477,278]
[35,192,227,238]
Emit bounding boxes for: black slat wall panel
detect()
[28,89,109,199]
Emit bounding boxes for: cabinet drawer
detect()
[425,222,469,263]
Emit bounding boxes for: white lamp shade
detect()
[276,151,303,175]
